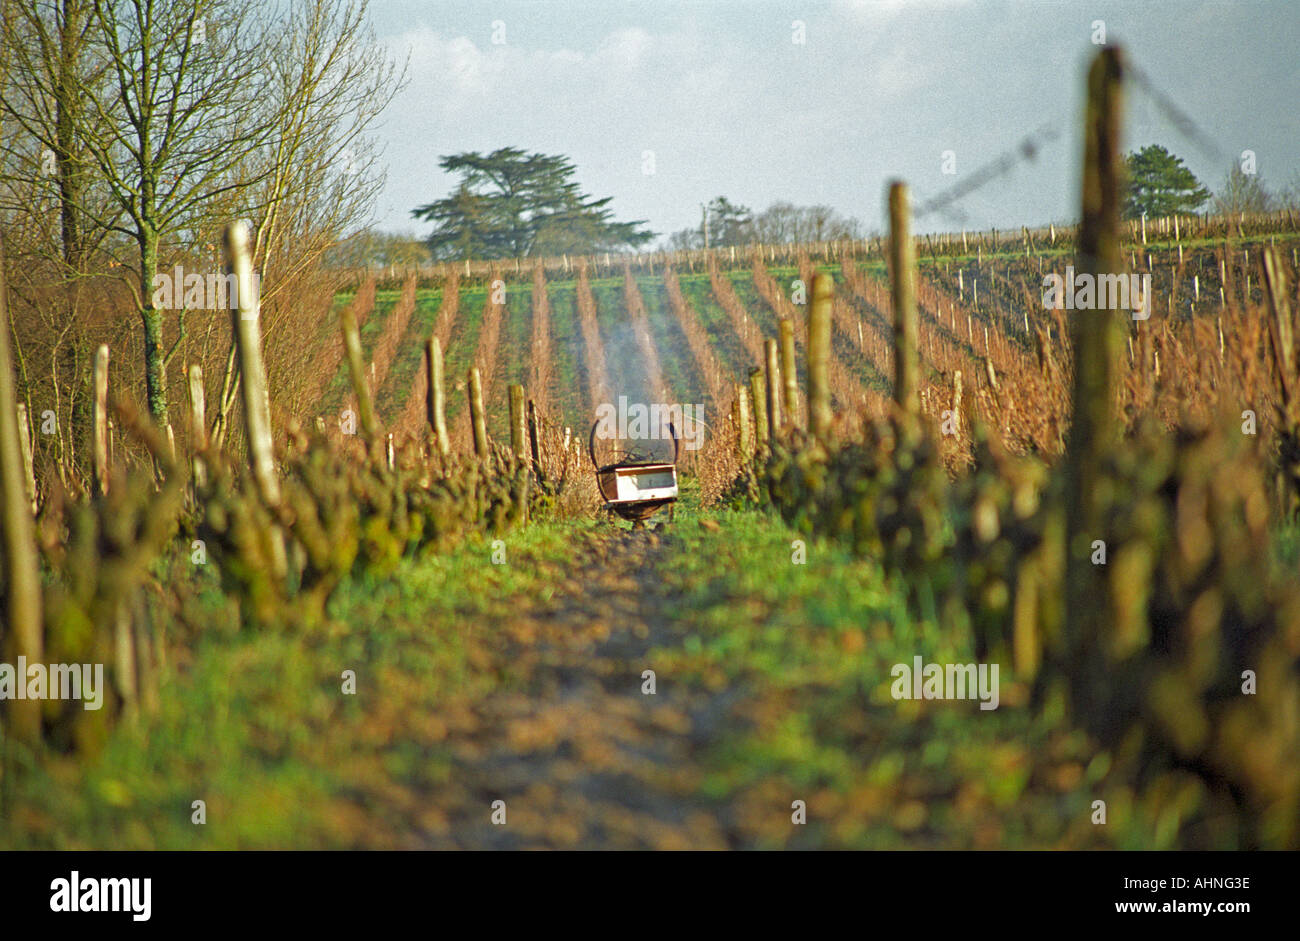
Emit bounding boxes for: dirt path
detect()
[422,526,745,849]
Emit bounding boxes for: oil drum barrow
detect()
[588,420,679,526]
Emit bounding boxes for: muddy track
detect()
[420,526,748,849]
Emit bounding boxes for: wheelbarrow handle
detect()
[588,417,680,468]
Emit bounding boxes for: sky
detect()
[362,0,1300,244]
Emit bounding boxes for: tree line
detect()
[399,142,1297,271]
[1121,144,1295,219]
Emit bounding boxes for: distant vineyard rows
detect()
[307,231,1300,471]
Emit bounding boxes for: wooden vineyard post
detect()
[750,366,769,452]
[93,344,110,496]
[1062,46,1125,706]
[1263,247,1300,512]
[888,181,920,424]
[735,383,752,459]
[468,367,488,458]
[226,222,281,505]
[341,299,376,440]
[951,370,963,437]
[764,337,783,438]
[15,403,36,514]
[1263,247,1296,407]
[188,364,208,490]
[0,231,43,741]
[426,336,450,457]
[509,384,527,463]
[779,318,799,428]
[527,399,543,478]
[807,272,833,440]
[224,221,287,580]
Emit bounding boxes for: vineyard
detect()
[2,47,1299,852]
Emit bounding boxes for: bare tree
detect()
[68,0,290,428]
[2,0,402,457]
[1213,165,1275,216]
[205,0,403,445]
[0,0,123,483]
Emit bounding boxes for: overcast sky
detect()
[364,0,1300,243]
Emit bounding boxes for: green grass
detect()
[374,287,443,425]
[543,281,587,432]
[317,289,401,416]
[440,286,487,424]
[4,499,1277,849]
[677,272,751,382]
[0,519,598,849]
[647,507,1188,849]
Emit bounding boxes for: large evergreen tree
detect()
[412,148,654,259]
[1121,144,1210,219]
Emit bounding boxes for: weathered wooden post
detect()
[425,336,450,457]
[0,232,43,740]
[468,367,488,458]
[749,366,769,451]
[951,370,963,436]
[15,403,36,514]
[341,303,376,440]
[225,222,281,503]
[188,364,208,489]
[807,272,833,440]
[888,181,920,422]
[509,383,527,463]
[93,344,110,496]
[224,220,286,579]
[1263,246,1299,512]
[779,318,799,428]
[527,399,543,477]
[1062,46,1125,701]
[734,384,752,459]
[1263,248,1295,390]
[114,600,137,717]
[764,337,783,438]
